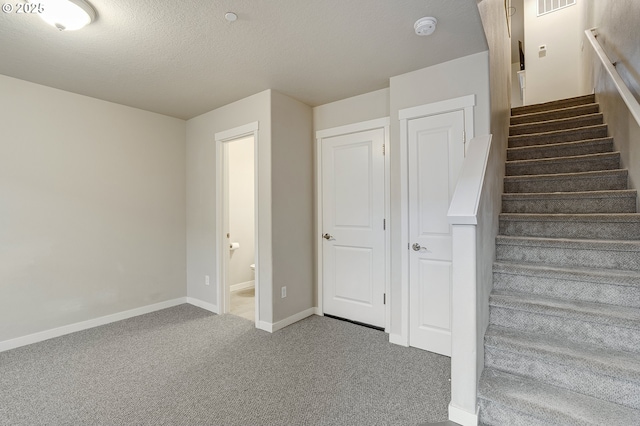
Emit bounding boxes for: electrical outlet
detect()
[205,275,210,286]
[281,286,287,298]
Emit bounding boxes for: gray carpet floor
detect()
[0,304,451,425]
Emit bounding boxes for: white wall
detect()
[228,137,255,286]
[313,88,390,132]
[271,91,314,323]
[511,62,524,107]
[582,0,640,206]
[186,90,273,321]
[0,74,186,342]
[523,0,587,104]
[389,51,491,338]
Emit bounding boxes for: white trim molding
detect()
[0,298,188,353]
[449,403,479,426]
[230,280,255,292]
[315,117,391,330]
[187,297,219,314]
[257,308,316,333]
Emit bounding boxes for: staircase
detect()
[478,94,640,425]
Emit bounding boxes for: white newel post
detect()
[447,134,492,426]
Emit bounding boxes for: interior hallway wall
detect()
[270,91,314,323]
[582,0,640,204]
[228,137,255,287]
[313,88,390,132]
[0,74,186,342]
[477,0,513,384]
[523,0,587,104]
[186,90,273,321]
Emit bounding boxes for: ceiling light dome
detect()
[414,17,437,36]
[34,0,96,31]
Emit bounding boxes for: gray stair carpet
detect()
[478,94,640,425]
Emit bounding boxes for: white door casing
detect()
[318,122,388,329]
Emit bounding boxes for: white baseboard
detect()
[449,403,479,426]
[0,297,188,353]
[255,308,316,333]
[256,320,273,333]
[313,307,323,316]
[230,280,255,292]
[389,333,409,347]
[186,297,219,314]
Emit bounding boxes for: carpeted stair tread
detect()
[489,290,640,330]
[508,124,608,148]
[493,261,640,307]
[478,368,640,425]
[505,151,620,176]
[503,169,628,193]
[493,261,640,289]
[510,103,600,125]
[511,94,596,116]
[498,212,640,239]
[496,235,640,271]
[485,325,640,388]
[509,113,604,136]
[486,324,640,410]
[507,137,614,161]
[501,190,638,214]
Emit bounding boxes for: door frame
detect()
[398,95,475,346]
[215,122,260,322]
[315,117,391,331]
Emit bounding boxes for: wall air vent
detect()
[537,0,576,16]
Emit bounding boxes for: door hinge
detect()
[382,144,385,155]
[462,130,466,144]
[383,293,386,305]
[383,219,386,230]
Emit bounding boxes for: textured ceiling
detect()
[0,0,488,119]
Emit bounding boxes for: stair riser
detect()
[506,155,620,176]
[495,243,640,271]
[511,95,596,116]
[501,195,637,214]
[493,271,640,308]
[504,174,627,193]
[485,348,640,410]
[509,115,603,136]
[479,399,552,426]
[510,104,600,125]
[499,219,640,240]
[507,140,614,161]
[489,305,640,352]
[509,126,608,148]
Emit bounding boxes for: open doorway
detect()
[226,136,256,321]
[215,122,259,324]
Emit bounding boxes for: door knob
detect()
[412,243,422,251]
[323,233,333,240]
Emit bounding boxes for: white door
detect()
[322,128,386,328]
[408,110,465,356]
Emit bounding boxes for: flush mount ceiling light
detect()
[414,16,437,36]
[225,12,238,22]
[34,0,96,31]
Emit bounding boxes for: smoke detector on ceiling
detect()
[414,17,437,36]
